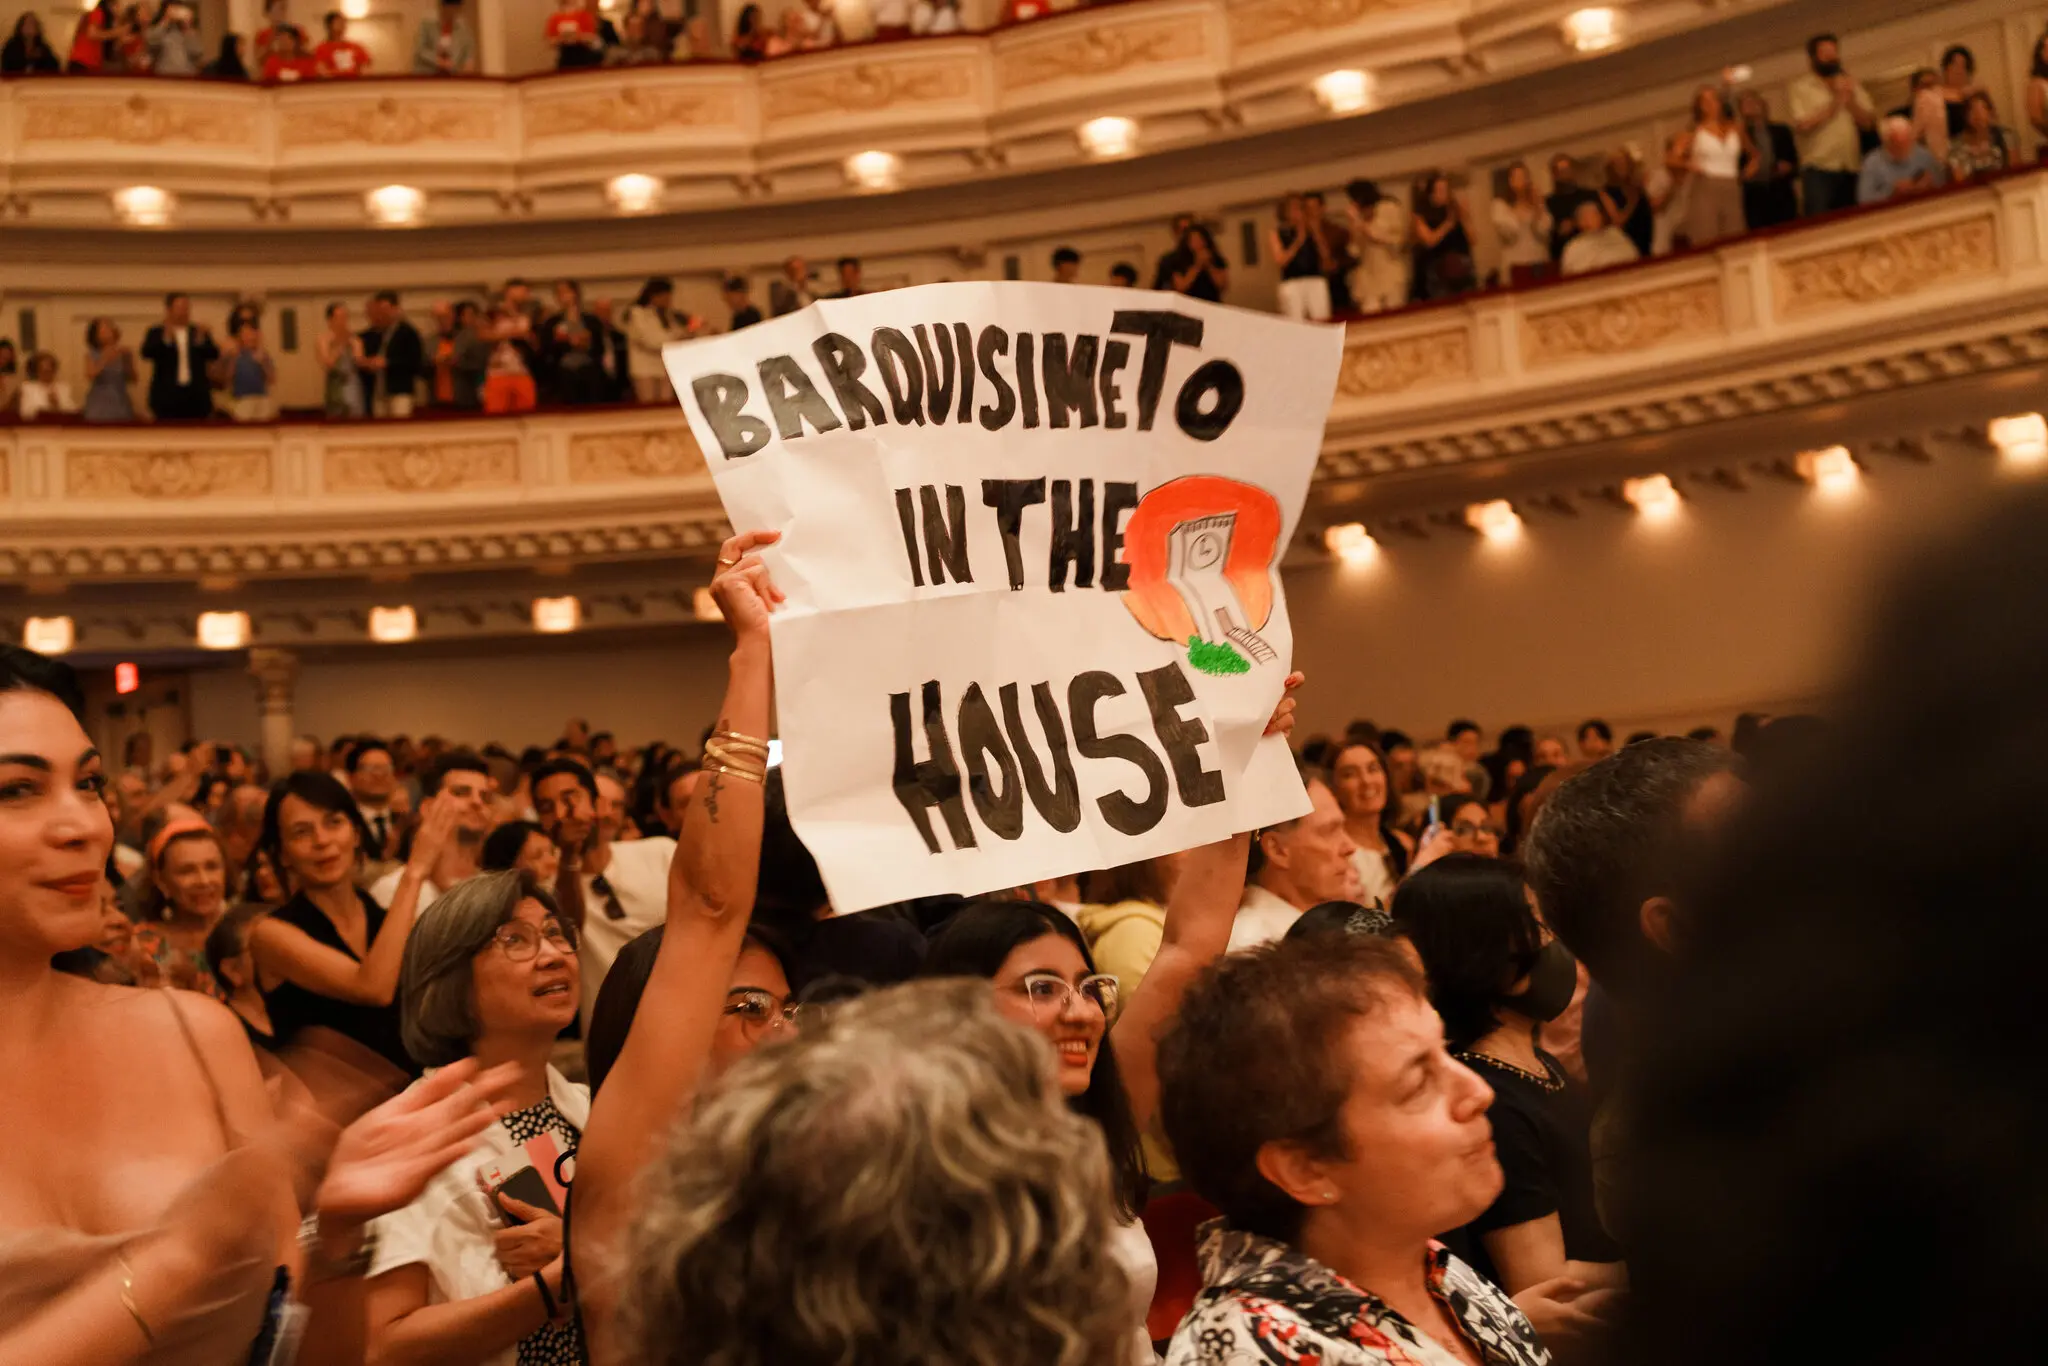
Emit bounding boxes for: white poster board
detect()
[665,282,1343,911]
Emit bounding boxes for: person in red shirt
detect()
[66,0,113,71]
[545,0,602,69]
[251,0,303,57]
[260,24,318,81]
[313,10,370,75]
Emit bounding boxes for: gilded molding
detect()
[20,93,253,147]
[1337,328,1472,396]
[66,450,271,499]
[567,429,705,483]
[998,21,1205,89]
[322,441,520,494]
[1521,280,1725,367]
[761,61,973,122]
[1227,0,1423,49]
[525,84,741,139]
[1774,216,1999,317]
[279,96,497,148]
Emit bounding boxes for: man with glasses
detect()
[1231,761,1363,950]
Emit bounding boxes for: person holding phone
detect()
[366,869,586,1365]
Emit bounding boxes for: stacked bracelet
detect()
[703,729,771,785]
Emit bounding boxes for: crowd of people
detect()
[8,473,2043,1363]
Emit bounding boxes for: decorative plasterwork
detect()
[567,429,706,483]
[760,61,974,122]
[1337,328,1472,396]
[998,20,1205,90]
[1227,0,1426,50]
[524,85,742,140]
[278,97,498,148]
[20,93,254,147]
[1774,217,2000,318]
[322,441,521,494]
[66,450,271,499]
[1521,281,1726,368]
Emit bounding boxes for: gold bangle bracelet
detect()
[117,1250,156,1346]
[709,729,771,756]
[704,738,770,772]
[704,759,766,784]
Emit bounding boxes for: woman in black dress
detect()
[1410,171,1474,301]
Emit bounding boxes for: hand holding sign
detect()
[711,528,787,645]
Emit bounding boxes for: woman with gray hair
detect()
[364,869,587,1366]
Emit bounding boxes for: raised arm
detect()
[1112,671,1301,1134]
[571,530,783,1362]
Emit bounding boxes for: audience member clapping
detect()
[1492,162,1554,287]
[314,8,370,75]
[260,23,318,80]
[1788,32,1876,216]
[1410,171,1474,300]
[213,319,278,422]
[624,276,703,403]
[1947,91,2010,183]
[14,351,76,420]
[147,0,203,74]
[414,0,475,73]
[81,318,138,421]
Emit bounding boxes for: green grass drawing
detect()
[1186,635,1250,676]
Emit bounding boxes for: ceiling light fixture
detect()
[843,150,902,192]
[1465,499,1523,542]
[1561,7,1622,53]
[1989,412,2048,465]
[1311,70,1375,115]
[1322,522,1379,564]
[364,184,426,227]
[532,596,582,634]
[339,0,370,17]
[111,185,175,228]
[1077,116,1139,159]
[196,611,251,650]
[1622,474,1681,521]
[1795,445,1860,496]
[23,616,74,655]
[368,605,418,644]
[606,172,665,215]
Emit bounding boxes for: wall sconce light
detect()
[1322,522,1379,564]
[1311,70,1375,115]
[1077,116,1139,159]
[1465,499,1523,542]
[368,605,418,643]
[1795,445,1860,496]
[606,173,665,215]
[1561,7,1622,53]
[843,151,902,192]
[532,597,582,634]
[111,185,175,228]
[1989,412,2048,465]
[1622,473,1681,521]
[365,184,426,227]
[23,616,74,655]
[196,611,251,650]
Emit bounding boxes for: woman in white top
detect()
[1670,84,1757,248]
[622,276,702,405]
[15,352,76,420]
[366,870,587,1366]
[1490,161,1553,285]
[1329,741,1414,906]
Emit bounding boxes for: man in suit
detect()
[360,291,425,418]
[768,255,815,316]
[541,279,608,404]
[139,292,220,420]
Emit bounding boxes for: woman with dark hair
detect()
[731,3,767,60]
[584,919,797,1094]
[250,771,456,1075]
[481,818,559,883]
[1410,171,1473,300]
[204,30,249,77]
[1948,90,2010,183]
[1938,43,1980,139]
[623,276,701,404]
[1330,741,1413,904]
[242,842,289,905]
[1393,855,1621,1296]
[65,0,112,70]
[81,318,136,423]
[206,902,277,1053]
[2,13,62,72]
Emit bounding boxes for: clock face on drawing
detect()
[1187,530,1226,570]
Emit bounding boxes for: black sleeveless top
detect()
[1278,224,1327,280]
[262,888,419,1076]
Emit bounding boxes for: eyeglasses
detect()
[491,919,577,962]
[723,988,800,1040]
[1451,820,1501,840]
[1008,972,1120,1023]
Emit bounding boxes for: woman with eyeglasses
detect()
[367,869,588,1366]
[1410,794,1502,875]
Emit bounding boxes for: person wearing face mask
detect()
[1395,855,1623,1303]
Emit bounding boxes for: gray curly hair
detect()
[620,978,1133,1366]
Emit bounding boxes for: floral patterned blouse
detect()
[1166,1221,1549,1366]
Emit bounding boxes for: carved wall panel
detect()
[20,93,254,147]
[1521,280,1725,368]
[760,61,973,122]
[1774,216,2000,318]
[322,441,521,494]
[998,20,1205,90]
[1227,0,1426,51]
[66,449,271,499]
[1337,328,1472,396]
[278,97,498,148]
[567,429,705,483]
[524,84,742,140]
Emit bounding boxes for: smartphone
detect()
[489,1165,560,1223]
[1424,794,1443,842]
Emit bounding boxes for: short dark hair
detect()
[481,819,548,871]
[1379,727,1414,752]
[1941,43,1973,73]
[205,903,269,982]
[1805,32,1838,60]
[721,276,748,293]
[421,749,490,797]
[1391,855,1543,1050]
[1159,933,1425,1242]
[0,643,87,721]
[1051,246,1080,268]
[1577,718,1613,743]
[260,770,374,868]
[837,256,860,271]
[1345,177,1382,209]
[324,8,343,21]
[1521,738,1735,993]
[529,756,597,801]
[164,291,187,309]
[1109,262,1138,285]
[344,738,392,774]
[1447,719,1480,741]
[373,289,399,307]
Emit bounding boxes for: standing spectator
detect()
[81,318,137,423]
[414,0,473,72]
[606,10,664,64]
[260,24,318,79]
[624,277,697,403]
[910,0,959,33]
[1108,261,1138,287]
[589,297,630,401]
[314,9,370,74]
[16,353,76,420]
[2027,26,2048,149]
[109,3,150,72]
[1597,150,1654,259]
[203,31,247,77]
[1270,192,1333,321]
[546,0,604,68]
[65,0,113,70]
[251,0,301,53]
[1303,192,1353,312]
[1643,130,1691,255]
[1544,153,1598,262]
[1344,179,1410,312]
[723,276,763,330]
[212,319,276,423]
[542,280,607,403]
[1410,171,1474,301]
[147,1,202,74]
[1491,162,1553,287]
[1899,68,1947,161]
[795,0,836,49]
[731,2,768,60]
[427,299,458,408]
[1937,45,1982,142]
[0,341,14,414]
[1560,200,1640,276]
[1788,33,1876,217]
[318,300,367,418]
[3,13,63,71]
[1946,92,2010,184]
[1159,218,1230,302]
[1737,90,1800,229]
[443,300,490,410]
[1671,86,1755,248]
[1051,245,1081,283]
[828,256,864,298]
[140,293,219,422]
[483,307,539,413]
[768,255,814,315]
[361,291,425,419]
[1859,115,1946,205]
[623,0,670,56]
[500,276,545,332]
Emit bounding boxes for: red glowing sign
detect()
[114,662,139,695]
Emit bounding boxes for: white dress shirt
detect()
[574,836,677,1031]
[1228,883,1302,952]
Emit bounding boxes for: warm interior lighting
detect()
[111,185,175,227]
[339,0,370,17]
[1311,70,1375,115]
[1622,474,1681,521]
[368,605,418,644]
[365,184,426,226]
[606,173,664,215]
[1989,412,2048,465]
[844,151,902,192]
[692,587,724,622]
[1561,7,1622,52]
[1796,445,1860,495]
[23,616,74,655]
[1465,500,1523,542]
[114,662,139,695]
[196,611,251,650]
[1077,116,1139,159]
[1322,522,1379,564]
[532,596,581,634]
